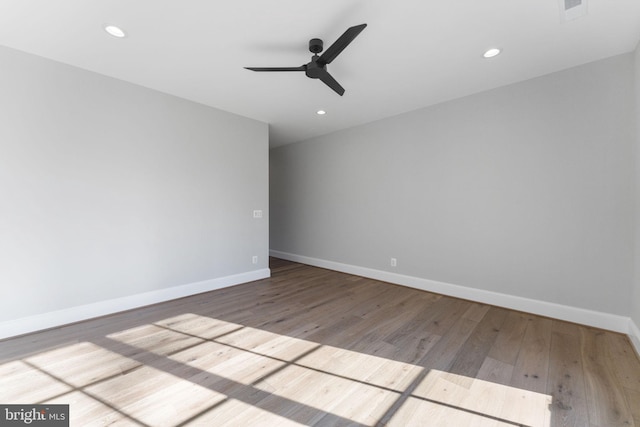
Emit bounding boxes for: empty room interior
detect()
[1,1,640,426]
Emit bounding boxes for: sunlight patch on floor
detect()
[0,313,554,426]
[107,323,206,356]
[191,398,308,427]
[0,360,72,403]
[46,390,138,426]
[252,362,400,424]
[295,344,422,392]
[26,341,141,387]
[84,365,227,426]
[388,369,552,427]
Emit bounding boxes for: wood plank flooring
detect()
[1,258,639,426]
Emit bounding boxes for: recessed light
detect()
[104,25,126,38]
[317,110,326,115]
[483,48,501,58]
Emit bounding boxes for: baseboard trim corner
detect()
[270,250,630,334]
[0,268,270,340]
[629,318,640,358]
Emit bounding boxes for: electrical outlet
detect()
[252,256,258,264]
[390,258,397,267]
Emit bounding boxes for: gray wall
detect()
[0,45,268,322]
[271,53,635,316]
[633,44,640,328]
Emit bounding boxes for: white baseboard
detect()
[629,319,640,358]
[0,268,270,340]
[271,250,631,334]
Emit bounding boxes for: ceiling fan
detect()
[244,23,367,96]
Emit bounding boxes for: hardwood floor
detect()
[1,258,639,426]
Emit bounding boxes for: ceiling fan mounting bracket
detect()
[309,38,324,54]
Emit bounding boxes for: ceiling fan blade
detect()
[318,70,345,96]
[317,24,367,66]
[244,66,306,72]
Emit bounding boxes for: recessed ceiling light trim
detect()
[104,25,126,38]
[483,48,501,58]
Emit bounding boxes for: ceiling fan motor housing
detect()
[305,59,324,79]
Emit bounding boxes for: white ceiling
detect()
[1,1,639,147]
